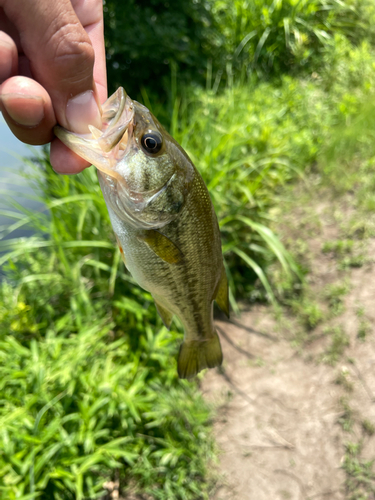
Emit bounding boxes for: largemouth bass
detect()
[54,87,229,379]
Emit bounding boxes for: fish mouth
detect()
[54,87,134,179]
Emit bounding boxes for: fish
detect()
[54,87,229,379]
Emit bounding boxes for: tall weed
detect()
[173,78,329,300]
[210,0,375,80]
[1,28,375,499]
[0,158,215,500]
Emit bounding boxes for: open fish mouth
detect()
[55,87,175,228]
[54,87,134,179]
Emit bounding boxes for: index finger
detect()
[71,0,107,103]
[51,0,108,174]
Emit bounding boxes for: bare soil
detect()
[203,190,375,500]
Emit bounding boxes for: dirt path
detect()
[203,188,375,499]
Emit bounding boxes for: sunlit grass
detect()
[1,24,375,499]
[0,156,217,500]
[210,0,375,80]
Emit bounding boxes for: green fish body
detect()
[55,88,229,378]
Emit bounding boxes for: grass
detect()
[342,441,375,500]
[338,398,355,433]
[262,46,375,500]
[0,77,321,498]
[0,158,216,500]
[1,15,375,499]
[211,0,375,79]
[335,367,354,393]
[290,297,324,331]
[321,326,350,365]
[356,307,372,341]
[322,239,366,269]
[267,35,375,352]
[324,280,350,316]
[0,321,216,499]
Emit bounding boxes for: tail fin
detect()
[177,331,223,379]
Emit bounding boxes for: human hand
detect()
[0,0,107,174]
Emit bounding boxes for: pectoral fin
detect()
[138,230,183,264]
[154,300,174,329]
[214,265,230,318]
[115,234,127,267]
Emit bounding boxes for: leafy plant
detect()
[343,441,375,500]
[0,156,216,500]
[104,0,218,99]
[324,281,350,316]
[322,325,350,365]
[103,0,375,99]
[1,10,375,497]
[210,0,373,81]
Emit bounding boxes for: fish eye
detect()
[141,132,163,154]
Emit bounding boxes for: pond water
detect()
[0,115,44,240]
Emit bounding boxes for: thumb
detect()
[3,0,102,133]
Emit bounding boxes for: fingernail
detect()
[66,90,102,134]
[1,93,44,126]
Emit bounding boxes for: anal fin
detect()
[178,331,223,379]
[214,264,230,318]
[154,300,174,329]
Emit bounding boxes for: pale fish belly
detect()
[108,204,178,296]
[107,203,222,341]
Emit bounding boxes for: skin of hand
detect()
[0,0,107,174]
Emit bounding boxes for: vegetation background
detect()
[1,0,375,498]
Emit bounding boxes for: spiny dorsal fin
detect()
[137,230,183,264]
[178,331,223,379]
[214,264,230,318]
[154,300,174,329]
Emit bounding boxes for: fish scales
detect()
[105,171,221,340]
[54,87,229,379]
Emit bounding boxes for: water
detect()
[0,115,44,240]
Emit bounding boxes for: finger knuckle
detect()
[47,23,94,83]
